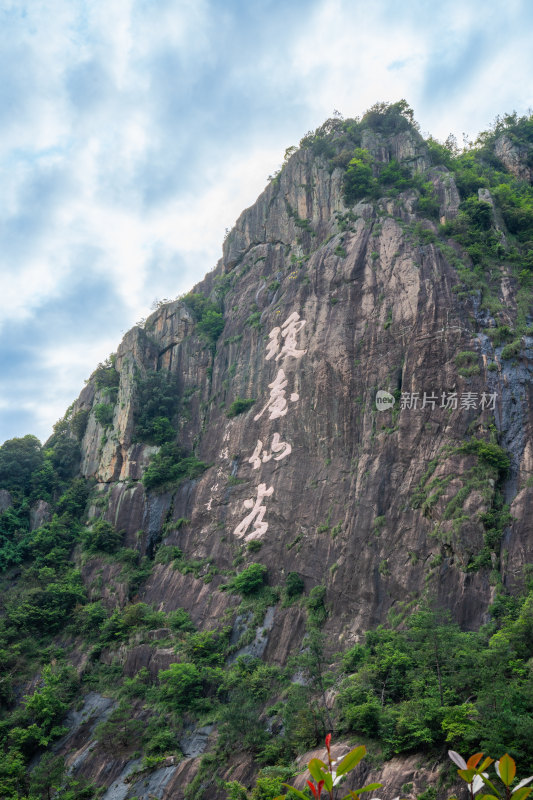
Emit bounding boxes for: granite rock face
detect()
[72,127,531,640]
[60,120,532,796]
[494,134,533,183]
[0,488,12,513]
[29,499,52,531]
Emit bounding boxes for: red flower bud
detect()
[325,733,332,751]
[307,780,318,798]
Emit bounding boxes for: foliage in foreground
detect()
[271,735,533,800]
[448,749,533,800]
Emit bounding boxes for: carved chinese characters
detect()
[248,433,292,469]
[265,312,307,362]
[253,369,299,422]
[233,311,307,542]
[233,483,274,540]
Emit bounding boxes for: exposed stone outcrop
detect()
[66,124,533,636]
[0,488,12,513]
[58,121,532,797]
[494,134,533,183]
[30,499,51,530]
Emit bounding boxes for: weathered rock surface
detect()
[55,121,532,796]
[29,498,51,530]
[494,134,533,183]
[0,488,12,513]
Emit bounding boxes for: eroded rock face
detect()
[30,499,51,530]
[61,124,532,796]
[494,134,533,183]
[0,488,12,513]
[69,126,532,638]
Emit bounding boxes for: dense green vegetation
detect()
[285,571,304,599]
[0,430,87,572]
[458,438,511,474]
[93,402,114,429]
[299,100,416,161]
[133,368,181,444]
[342,148,439,216]
[0,435,94,796]
[182,292,225,346]
[2,516,532,798]
[336,597,533,769]
[142,442,209,491]
[0,435,44,496]
[226,397,256,418]
[0,429,212,797]
[70,409,89,442]
[224,563,268,595]
[91,355,120,403]
[82,518,123,554]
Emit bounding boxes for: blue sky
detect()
[1,0,532,445]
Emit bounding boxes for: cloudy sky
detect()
[1,0,532,445]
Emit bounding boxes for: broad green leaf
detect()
[512,788,532,800]
[308,758,327,783]
[480,777,500,795]
[480,758,495,772]
[351,783,383,795]
[500,755,517,787]
[477,795,499,800]
[281,786,308,800]
[335,745,367,777]
[459,769,476,783]
[468,754,484,770]
[324,772,333,792]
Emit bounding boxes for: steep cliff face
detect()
[2,106,533,799]
[72,121,530,642]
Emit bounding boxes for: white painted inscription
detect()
[253,368,299,422]
[265,312,307,361]
[232,309,307,540]
[248,433,292,469]
[265,327,281,361]
[233,483,275,541]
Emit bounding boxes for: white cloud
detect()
[284,0,533,141]
[287,1,427,124]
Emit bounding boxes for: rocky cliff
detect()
[1,103,532,800]
[74,116,531,633]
